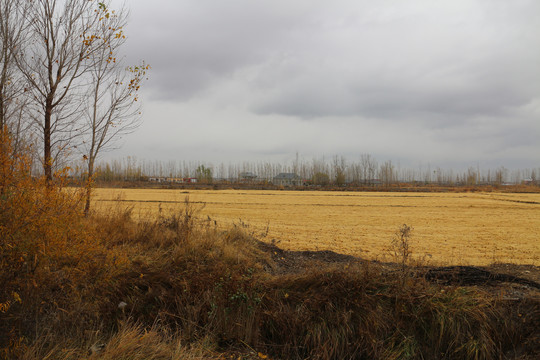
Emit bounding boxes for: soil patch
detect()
[257,240,360,275]
[257,240,540,288]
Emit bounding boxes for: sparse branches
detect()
[379,160,395,186]
[16,0,113,181]
[311,157,330,186]
[360,153,377,185]
[466,166,478,186]
[0,0,30,150]
[80,2,149,214]
[333,155,346,186]
[312,171,329,186]
[494,166,507,185]
[6,0,147,210]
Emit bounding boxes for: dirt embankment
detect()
[260,240,540,287]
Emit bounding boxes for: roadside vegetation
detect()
[1,131,539,359]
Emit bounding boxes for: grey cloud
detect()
[123,0,540,112]
[124,0,325,100]
[253,70,535,124]
[247,1,540,123]
[252,36,539,123]
[109,0,540,170]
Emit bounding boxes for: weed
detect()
[390,224,413,287]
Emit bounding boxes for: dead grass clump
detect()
[89,202,138,246]
[20,322,220,360]
[88,323,179,360]
[257,267,506,359]
[99,220,269,344]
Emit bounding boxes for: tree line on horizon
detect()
[75,154,540,187]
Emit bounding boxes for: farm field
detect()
[93,189,540,266]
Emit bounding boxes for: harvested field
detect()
[94,189,540,266]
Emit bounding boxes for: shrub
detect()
[0,130,112,357]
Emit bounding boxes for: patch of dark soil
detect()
[488,263,540,284]
[257,241,360,275]
[257,240,540,293]
[254,241,540,358]
[425,265,540,289]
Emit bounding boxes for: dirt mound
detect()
[425,265,540,288]
[257,241,360,274]
[258,239,540,282]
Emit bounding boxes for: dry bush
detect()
[0,130,123,358]
[97,205,270,344]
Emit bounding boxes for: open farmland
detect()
[94,189,540,266]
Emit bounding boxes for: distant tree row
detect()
[72,155,540,187]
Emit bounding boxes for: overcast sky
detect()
[106,0,540,170]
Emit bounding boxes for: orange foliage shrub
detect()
[0,129,107,357]
[1,129,84,278]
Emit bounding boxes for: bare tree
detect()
[16,0,113,182]
[0,0,30,147]
[379,160,395,186]
[311,157,329,186]
[494,166,507,185]
[466,166,477,186]
[333,155,346,186]
[360,153,377,185]
[80,3,148,214]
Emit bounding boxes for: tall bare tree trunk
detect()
[84,157,95,216]
[44,97,53,182]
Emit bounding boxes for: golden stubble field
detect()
[93,189,540,266]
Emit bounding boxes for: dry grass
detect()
[2,196,538,359]
[93,189,540,266]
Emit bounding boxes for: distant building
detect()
[148,177,196,184]
[239,172,258,183]
[522,178,537,186]
[149,177,166,183]
[167,177,184,183]
[273,173,302,186]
